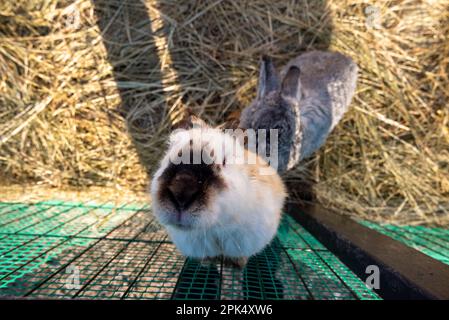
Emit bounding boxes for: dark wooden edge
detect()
[286,201,449,300]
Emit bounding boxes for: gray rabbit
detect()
[239,50,358,173]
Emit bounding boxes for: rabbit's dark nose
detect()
[167,172,200,210]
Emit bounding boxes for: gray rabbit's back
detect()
[283,51,358,164]
[240,51,358,173]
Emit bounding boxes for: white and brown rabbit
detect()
[240,51,358,173]
[151,50,358,268]
[151,116,286,268]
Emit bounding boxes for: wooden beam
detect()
[286,201,449,300]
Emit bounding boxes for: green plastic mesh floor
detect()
[360,220,449,266]
[0,200,379,300]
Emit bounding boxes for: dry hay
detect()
[0,183,148,205]
[0,0,448,226]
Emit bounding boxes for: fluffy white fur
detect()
[151,127,286,259]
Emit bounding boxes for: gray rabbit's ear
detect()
[257,55,280,100]
[281,66,301,104]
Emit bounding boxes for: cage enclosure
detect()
[1,0,449,300]
[0,199,448,300]
[0,200,380,299]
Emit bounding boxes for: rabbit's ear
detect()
[189,115,209,128]
[170,114,209,145]
[172,110,209,130]
[281,66,301,104]
[257,56,280,100]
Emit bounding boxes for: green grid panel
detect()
[102,207,167,243]
[0,236,66,287]
[0,201,380,300]
[403,225,449,237]
[76,241,160,299]
[46,207,123,238]
[30,239,130,298]
[0,237,96,297]
[16,206,94,236]
[1,206,154,298]
[0,203,28,216]
[286,249,355,300]
[277,216,310,249]
[75,208,137,238]
[36,201,149,211]
[0,204,55,230]
[0,205,76,234]
[123,243,186,299]
[282,215,327,250]
[105,210,153,240]
[220,241,310,300]
[173,259,222,300]
[135,217,168,242]
[0,235,37,257]
[360,221,449,266]
[315,251,380,300]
